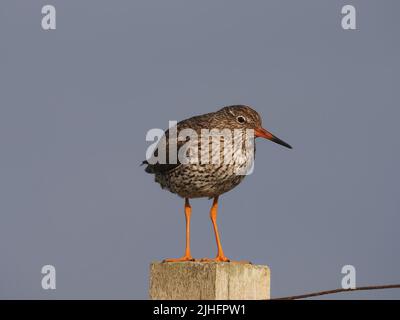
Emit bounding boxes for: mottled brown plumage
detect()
[143,105,291,262]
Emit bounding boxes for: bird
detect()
[143,105,292,262]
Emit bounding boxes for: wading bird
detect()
[143,105,291,262]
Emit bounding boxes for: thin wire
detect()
[273,284,400,300]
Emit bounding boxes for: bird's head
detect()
[218,105,292,149]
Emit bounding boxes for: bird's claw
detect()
[163,256,195,263]
[200,256,230,263]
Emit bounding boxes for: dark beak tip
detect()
[272,136,292,150]
[285,141,293,149]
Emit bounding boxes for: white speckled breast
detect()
[154,134,255,198]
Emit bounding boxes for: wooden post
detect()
[149,261,270,300]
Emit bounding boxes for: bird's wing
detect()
[143,122,189,174]
[143,112,216,175]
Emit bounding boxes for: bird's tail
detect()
[141,160,154,173]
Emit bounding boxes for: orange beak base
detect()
[254,127,292,149]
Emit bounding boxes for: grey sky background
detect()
[0,0,399,299]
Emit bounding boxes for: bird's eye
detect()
[237,116,246,123]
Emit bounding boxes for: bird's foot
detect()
[163,255,195,263]
[199,257,252,264]
[200,255,230,263]
[236,260,252,264]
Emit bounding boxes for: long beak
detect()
[254,127,292,149]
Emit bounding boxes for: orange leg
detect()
[201,196,230,262]
[163,198,195,262]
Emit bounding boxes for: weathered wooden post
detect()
[149,261,270,300]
